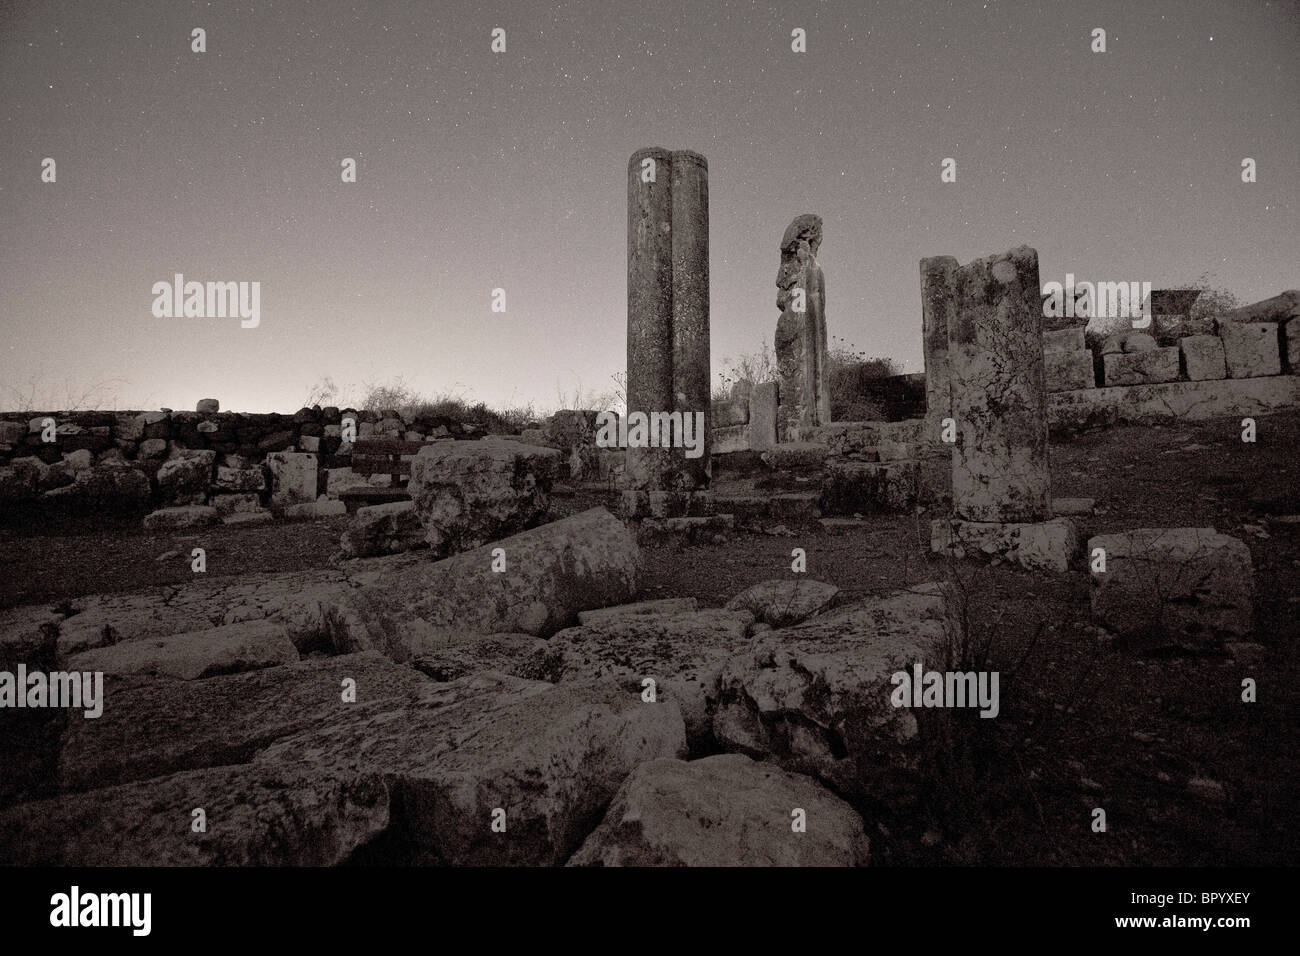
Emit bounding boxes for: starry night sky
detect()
[1,0,1296,413]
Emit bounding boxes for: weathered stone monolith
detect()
[627,147,676,491]
[774,215,830,442]
[625,148,711,492]
[948,245,1051,522]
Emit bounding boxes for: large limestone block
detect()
[335,507,640,658]
[156,451,216,506]
[57,652,436,792]
[0,763,389,866]
[408,439,559,556]
[1049,376,1300,430]
[524,609,752,751]
[820,459,919,515]
[65,619,299,680]
[568,755,870,867]
[1045,349,1095,392]
[266,451,318,508]
[712,586,962,808]
[1088,528,1254,646]
[257,674,687,865]
[1180,335,1227,381]
[930,517,1078,572]
[1102,347,1180,386]
[1218,290,1300,325]
[1043,327,1086,353]
[340,500,426,558]
[1217,322,1281,378]
[948,246,1050,523]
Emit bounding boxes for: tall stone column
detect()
[670,150,711,488]
[625,147,711,493]
[626,147,675,490]
[774,214,830,441]
[919,256,957,445]
[948,245,1050,523]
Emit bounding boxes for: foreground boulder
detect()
[526,608,753,751]
[57,652,436,792]
[0,763,388,865]
[408,439,560,556]
[257,673,687,865]
[725,579,840,626]
[713,585,961,810]
[568,755,870,867]
[339,500,426,558]
[335,507,639,658]
[1088,528,1254,646]
[65,619,298,679]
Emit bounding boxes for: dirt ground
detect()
[2,410,1297,866]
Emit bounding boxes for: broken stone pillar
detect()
[919,256,957,445]
[625,147,711,492]
[774,214,830,441]
[949,245,1051,523]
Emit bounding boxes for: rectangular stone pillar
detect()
[948,246,1051,523]
[748,381,778,449]
[919,256,957,445]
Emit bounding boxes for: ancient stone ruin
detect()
[774,214,832,441]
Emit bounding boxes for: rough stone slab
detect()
[334,507,639,659]
[948,245,1050,523]
[931,517,1078,572]
[1048,376,1300,429]
[1043,326,1086,353]
[578,598,698,626]
[724,579,840,627]
[1052,497,1096,516]
[1088,528,1254,646]
[257,674,687,865]
[266,451,318,509]
[1218,290,1300,325]
[1286,320,1300,373]
[712,585,961,808]
[156,452,215,507]
[759,443,830,471]
[284,499,347,518]
[223,511,273,525]
[1179,335,1227,381]
[65,620,299,680]
[748,382,779,449]
[340,500,426,558]
[568,754,869,867]
[142,505,220,530]
[410,633,549,683]
[920,256,957,439]
[1217,322,1281,378]
[1102,348,1180,387]
[408,440,559,557]
[525,610,752,751]
[57,652,436,792]
[0,762,389,866]
[1045,349,1095,392]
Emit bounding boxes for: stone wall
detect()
[1043,290,1298,394]
[0,406,484,521]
